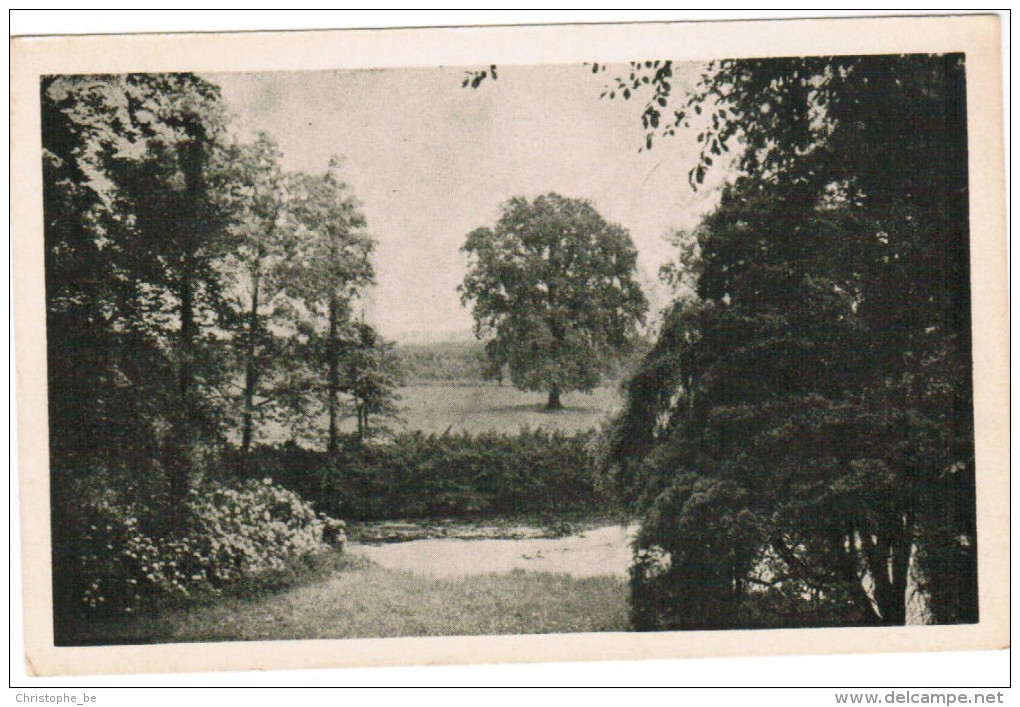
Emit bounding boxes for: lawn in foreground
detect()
[70,556,630,645]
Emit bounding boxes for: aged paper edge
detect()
[10,14,1009,677]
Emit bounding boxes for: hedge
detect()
[239,428,614,521]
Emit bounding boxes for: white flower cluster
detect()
[77,479,345,614]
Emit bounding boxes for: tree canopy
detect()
[460,193,648,410]
[43,73,237,516]
[42,73,388,486]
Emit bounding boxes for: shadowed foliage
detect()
[606,53,975,629]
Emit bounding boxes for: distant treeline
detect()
[394,341,489,383]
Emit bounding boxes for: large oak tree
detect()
[460,193,648,410]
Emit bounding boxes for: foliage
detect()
[608,54,975,628]
[338,322,403,441]
[43,76,385,603]
[42,75,389,637]
[278,158,377,454]
[216,133,295,458]
[57,474,344,624]
[240,428,611,521]
[42,73,237,514]
[460,193,648,410]
[283,158,375,311]
[461,64,498,89]
[43,73,385,470]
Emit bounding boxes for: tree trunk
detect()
[835,531,884,625]
[857,522,911,626]
[356,400,366,442]
[168,131,205,527]
[327,296,341,456]
[887,519,912,625]
[240,270,260,467]
[168,249,196,526]
[919,478,978,624]
[546,385,563,411]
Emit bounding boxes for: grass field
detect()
[395,383,622,435]
[69,554,629,645]
[262,383,623,443]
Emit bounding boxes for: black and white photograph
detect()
[10,13,1008,681]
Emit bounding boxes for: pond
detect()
[349,523,638,578]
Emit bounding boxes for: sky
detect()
[207,63,726,342]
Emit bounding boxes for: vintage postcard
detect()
[10,14,1008,677]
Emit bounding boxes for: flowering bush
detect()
[69,478,345,615]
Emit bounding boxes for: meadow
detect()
[388,340,627,435]
[395,383,621,435]
[261,382,623,443]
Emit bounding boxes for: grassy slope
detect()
[70,555,629,645]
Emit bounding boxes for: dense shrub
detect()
[627,477,763,631]
[241,428,614,521]
[628,475,883,631]
[59,475,345,618]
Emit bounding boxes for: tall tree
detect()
[43,74,150,475]
[105,73,234,516]
[339,321,402,442]
[460,193,648,410]
[609,54,974,627]
[219,133,292,463]
[43,73,234,513]
[42,72,237,621]
[285,157,375,455]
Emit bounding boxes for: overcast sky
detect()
[208,63,725,342]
